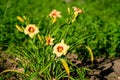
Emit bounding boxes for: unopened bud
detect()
[17,16,24,23]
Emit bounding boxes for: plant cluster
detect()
[0,6,92,80]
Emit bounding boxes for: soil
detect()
[0,51,120,80]
[87,58,120,80]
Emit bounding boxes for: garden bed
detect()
[1,51,120,80]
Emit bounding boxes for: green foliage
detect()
[0,0,120,79]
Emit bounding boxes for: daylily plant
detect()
[14,6,91,79]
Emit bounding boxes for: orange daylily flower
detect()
[73,6,84,14]
[46,36,55,46]
[24,24,39,38]
[53,40,69,57]
[49,9,62,18]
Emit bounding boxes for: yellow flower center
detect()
[57,46,63,52]
[28,26,35,33]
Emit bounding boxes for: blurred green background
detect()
[0,0,120,57]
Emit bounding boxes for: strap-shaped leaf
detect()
[60,58,70,76]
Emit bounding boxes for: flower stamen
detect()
[28,26,35,33]
[57,46,64,52]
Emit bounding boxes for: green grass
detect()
[0,0,120,79]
